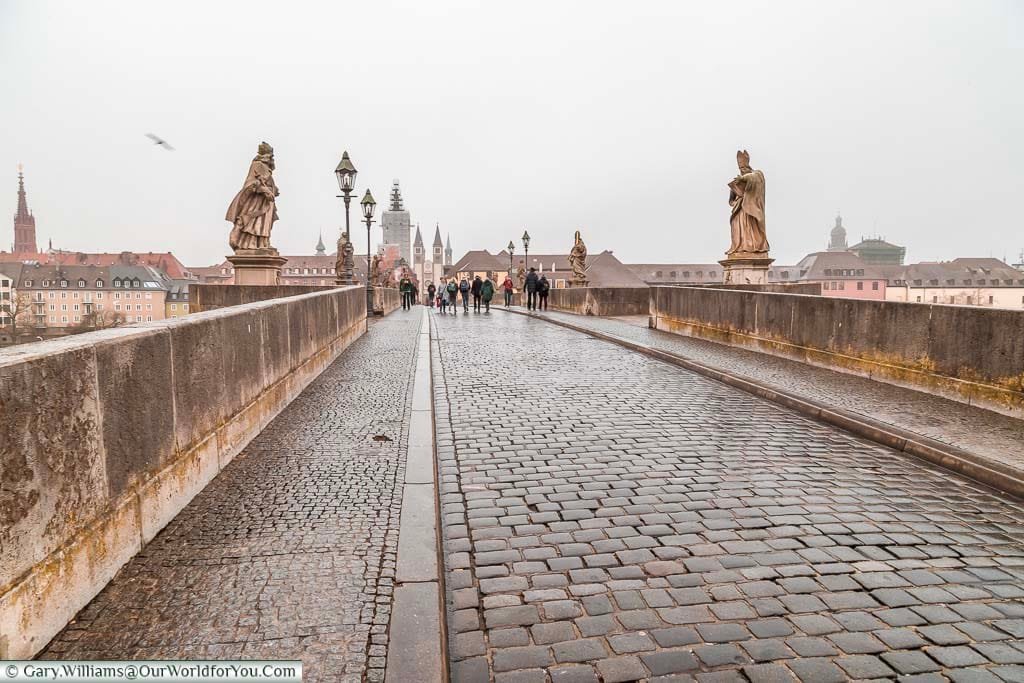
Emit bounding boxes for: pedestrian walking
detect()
[427,282,436,307]
[481,276,495,312]
[471,275,483,313]
[537,274,550,311]
[502,274,514,307]
[439,282,450,314]
[446,278,460,315]
[524,268,539,311]
[459,277,470,313]
[399,275,414,310]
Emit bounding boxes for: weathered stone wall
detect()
[0,286,367,659]
[189,283,334,313]
[377,287,401,316]
[525,287,650,316]
[651,286,1024,417]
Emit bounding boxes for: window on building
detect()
[989,295,994,304]
[171,304,177,310]
[24,279,33,286]
[913,279,922,286]
[967,296,973,304]
[74,315,80,322]
[78,279,86,287]
[838,281,845,290]
[857,269,864,276]
[669,271,677,278]
[933,296,938,303]
[114,279,121,287]
[146,316,152,322]
[96,279,104,288]
[872,281,879,291]
[857,281,863,290]
[824,269,832,276]
[916,296,921,302]
[709,271,716,278]
[655,270,663,278]
[682,271,690,279]
[978,279,986,285]
[60,280,68,288]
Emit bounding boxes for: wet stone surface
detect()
[534,309,1024,476]
[40,311,423,683]
[432,311,1024,682]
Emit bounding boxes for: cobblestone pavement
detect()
[40,311,423,683]
[432,311,1024,683]
[531,309,1024,476]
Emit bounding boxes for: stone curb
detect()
[385,309,448,683]
[504,308,1024,501]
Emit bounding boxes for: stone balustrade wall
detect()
[522,287,651,317]
[189,283,335,312]
[0,286,367,658]
[651,286,1024,417]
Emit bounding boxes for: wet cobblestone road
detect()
[40,311,423,683]
[432,311,1024,683]
[534,310,1024,476]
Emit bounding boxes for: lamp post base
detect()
[227,249,288,285]
[719,254,774,286]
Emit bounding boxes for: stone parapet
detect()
[189,283,336,313]
[522,286,650,316]
[0,286,367,658]
[651,285,1024,417]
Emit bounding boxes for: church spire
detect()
[13,164,38,254]
[16,165,30,221]
[444,233,453,266]
[315,231,326,255]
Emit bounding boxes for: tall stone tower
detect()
[413,224,424,267]
[432,224,444,274]
[13,165,37,255]
[445,234,453,267]
[827,214,848,252]
[381,179,411,266]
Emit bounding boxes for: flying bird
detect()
[145,133,175,151]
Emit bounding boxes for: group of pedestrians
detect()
[523,267,550,311]
[417,269,550,315]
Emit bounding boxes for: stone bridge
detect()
[2,286,1023,683]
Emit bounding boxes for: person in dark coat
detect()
[459,277,471,312]
[537,274,550,311]
[480,277,495,313]
[471,275,483,313]
[524,268,539,311]
[426,282,436,307]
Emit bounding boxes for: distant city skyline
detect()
[1,2,1021,267]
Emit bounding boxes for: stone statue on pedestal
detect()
[227,142,280,252]
[569,230,588,285]
[516,261,526,290]
[335,231,355,284]
[719,149,772,285]
[726,150,768,257]
[370,254,382,286]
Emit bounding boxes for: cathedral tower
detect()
[13,165,37,255]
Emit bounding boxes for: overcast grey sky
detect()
[1,1,1021,267]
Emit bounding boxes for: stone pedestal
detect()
[719,254,774,286]
[227,249,288,286]
[372,286,385,315]
[570,279,588,288]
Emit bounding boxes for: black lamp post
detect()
[507,240,515,275]
[334,151,357,284]
[522,229,531,274]
[361,189,377,315]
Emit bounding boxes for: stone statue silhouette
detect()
[569,230,588,283]
[227,142,280,252]
[726,150,768,257]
